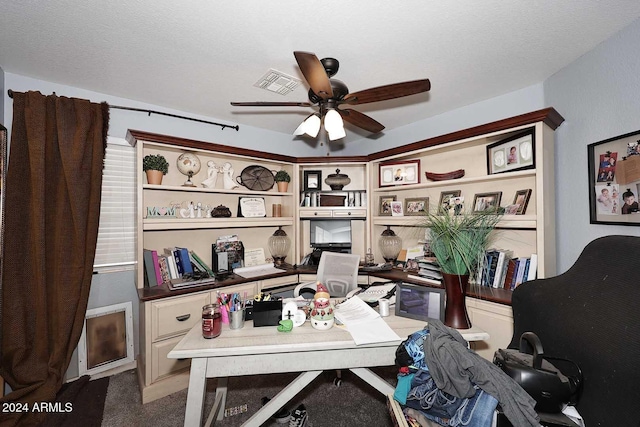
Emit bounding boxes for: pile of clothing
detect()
[394,319,540,427]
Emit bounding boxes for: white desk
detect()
[168,314,489,427]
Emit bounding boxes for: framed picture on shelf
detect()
[587,129,640,225]
[379,159,420,187]
[438,190,461,214]
[379,195,397,216]
[472,192,502,213]
[512,189,532,215]
[237,197,266,217]
[303,170,322,191]
[487,129,535,175]
[391,201,404,216]
[405,197,428,216]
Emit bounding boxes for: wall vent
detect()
[254,69,301,95]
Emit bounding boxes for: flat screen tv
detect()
[309,219,351,248]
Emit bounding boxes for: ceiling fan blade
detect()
[338,108,385,133]
[230,101,312,107]
[293,51,333,100]
[342,79,431,105]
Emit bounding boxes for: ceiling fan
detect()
[230,51,431,140]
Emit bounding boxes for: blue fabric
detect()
[394,372,415,405]
[399,327,499,427]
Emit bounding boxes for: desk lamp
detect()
[268,226,291,268]
[379,226,402,265]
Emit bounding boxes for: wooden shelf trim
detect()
[144,184,293,197]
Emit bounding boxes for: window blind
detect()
[93,138,136,272]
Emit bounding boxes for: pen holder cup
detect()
[229,309,246,330]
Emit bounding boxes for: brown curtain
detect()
[0,91,108,427]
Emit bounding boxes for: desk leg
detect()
[242,370,322,427]
[184,358,208,427]
[204,377,227,427]
[350,368,395,395]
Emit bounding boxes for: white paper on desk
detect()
[233,263,285,278]
[335,297,401,345]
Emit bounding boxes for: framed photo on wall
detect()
[588,129,640,225]
[487,129,535,175]
[303,170,322,191]
[379,160,420,187]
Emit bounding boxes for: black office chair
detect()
[508,235,640,426]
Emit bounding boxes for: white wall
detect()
[544,18,640,272]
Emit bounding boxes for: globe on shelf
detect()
[176,152,202,187]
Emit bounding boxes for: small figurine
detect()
[222,162,239,190]
[309,283,334,330]
[201,160,219,188]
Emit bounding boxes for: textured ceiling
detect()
[2,1,640,144]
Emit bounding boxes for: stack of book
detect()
[142,247,214,288]
[407,256,443,285]
[473,250,538,290]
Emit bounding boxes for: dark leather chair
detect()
[509,235,640,426]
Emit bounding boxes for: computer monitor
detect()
[309,219,351,249]
[395,282,445,322]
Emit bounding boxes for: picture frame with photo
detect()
[379,195,397,216]
[379,159,420,187]
[405,197,428,216]
[391,201,404,216]
[472,192,502,213]
[438,190,461,214]
[303,170,322,191]
[588,129,640,225]
[512,189,532,215]
[486,129,535,175]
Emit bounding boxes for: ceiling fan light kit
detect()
[231,51,431,141]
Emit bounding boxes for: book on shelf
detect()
[142,249,158,287]
[526,253,538,282]
[503,258,518,290]
[190,250,214,276]
[151,250,162,286]
[163,248,179,279]
[157,255,171,284]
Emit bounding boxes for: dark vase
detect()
[442,272,472,329]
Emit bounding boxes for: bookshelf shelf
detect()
[143,217,295,230]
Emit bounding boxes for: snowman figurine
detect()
[310,283,335,330]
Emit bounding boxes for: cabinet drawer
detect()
[333,209,366,218]
[299,209,333,218]
[151,292,210,341]
[151,335,191,382]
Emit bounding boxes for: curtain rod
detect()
[7,89,239,131]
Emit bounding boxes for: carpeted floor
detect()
[100,367,398,426]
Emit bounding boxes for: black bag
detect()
[493,332,582,414]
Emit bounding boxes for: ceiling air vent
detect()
[254,69,301,95]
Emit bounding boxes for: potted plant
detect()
[274,170,291,192]
[143,154,169,185]
[418,208,501,329]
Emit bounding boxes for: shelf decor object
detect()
[512,189,532,215]
[176,152,202,187]
[379,195,397,216]
[486,129,535,175]
[587,129,640,225]
[405,197,428,216]
[378,226,402,264]
[268,226,291,267]
[324,168,351,190]
[303,170,322,191]
[418,210,502,329]
[472,192,502,213]
[379,159,420,187]
[143,154,169,185]
[425,169,465,181]
[274,170,291,192]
